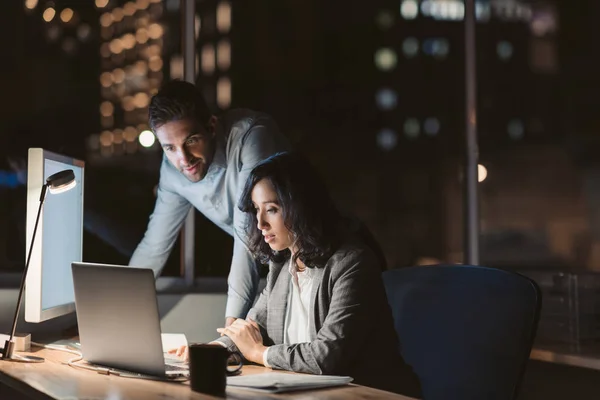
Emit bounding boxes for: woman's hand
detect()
[167,345,189,362]
[166,343,225,363]
[217,318,267,364]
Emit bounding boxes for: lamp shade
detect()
[47,169,76,194]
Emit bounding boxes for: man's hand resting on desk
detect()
[217,318,267,365]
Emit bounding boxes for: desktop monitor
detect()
[24,148,85,323]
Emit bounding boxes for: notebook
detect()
[227,372,353,393]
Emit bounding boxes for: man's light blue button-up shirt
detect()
[129,109,289,319]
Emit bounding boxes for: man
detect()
[129,80,289,327]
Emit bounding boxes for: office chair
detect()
[383,265,541,400]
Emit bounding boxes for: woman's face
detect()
[251,178,294,252]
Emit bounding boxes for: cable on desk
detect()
[29,343,103,374]
[28,343,98,373]
[30,342,83,357]
[66,355,189,382]
[30,341,188,382]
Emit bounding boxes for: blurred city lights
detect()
[402,37,419,58]
[112,68,125,83]
[60,8,74,23]
[92,0,167,157]
[400,0,419,20]
[508,119,525,140]
[148,23,164,39]
[478,164,488,183]
[193,14,201,39]
[375,10,394,30]
[377,129,398,151]
[100,101,114,117]
[374,48,397,71]
[139,130,155,147]
[123,2,137,16]
[217,77,232,109]
[43,7,56,22]
[148,56,163,72]
[100,12,113,27]
[46,25,61,42]
[424,117,441,136]
[112,129,123,144]
[217,1,232,33]
[136,28,149,44]
[113,7,124,22]
[99,131,114,147]
[137,0,151,10]
[217,40,231,70]
[376,88,398,111]
[497,41,514,61]
[133,92,150,108]
[61,37,77,54]
[422,38,450,59]
[421,0,464,21]
[77,24,92,41]
[95,0,109,9]
[25,0,38,10]
[404,118,420,139]
[202,44,216,74]
[123,127,138,142]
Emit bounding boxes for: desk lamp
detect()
[1,169,77,363]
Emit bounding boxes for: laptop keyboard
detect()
[165,363,188,372]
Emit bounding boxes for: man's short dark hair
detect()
[148,80,213,131]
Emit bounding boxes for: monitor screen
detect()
[25,148,85,323]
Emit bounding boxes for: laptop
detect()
[71,262,188,379]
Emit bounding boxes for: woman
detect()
[174,152,420,395]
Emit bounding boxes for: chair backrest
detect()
[383,265,541,400]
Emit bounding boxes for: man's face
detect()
[155,117,216,183]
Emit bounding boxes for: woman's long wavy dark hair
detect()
[238,151,342,268]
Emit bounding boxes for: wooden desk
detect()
[0,346,416,399]
[530,344,600,371]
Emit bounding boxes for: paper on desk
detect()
[161,333,188,353]
[226,372,353,393]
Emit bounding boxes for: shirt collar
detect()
[287,257,312,280]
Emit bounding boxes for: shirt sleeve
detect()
[215,263,283,354]
[262,346,272,368]
[225,117,289,319]
[225,238,259,318]
[129,162,191,277]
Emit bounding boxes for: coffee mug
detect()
[188,344,243,396]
